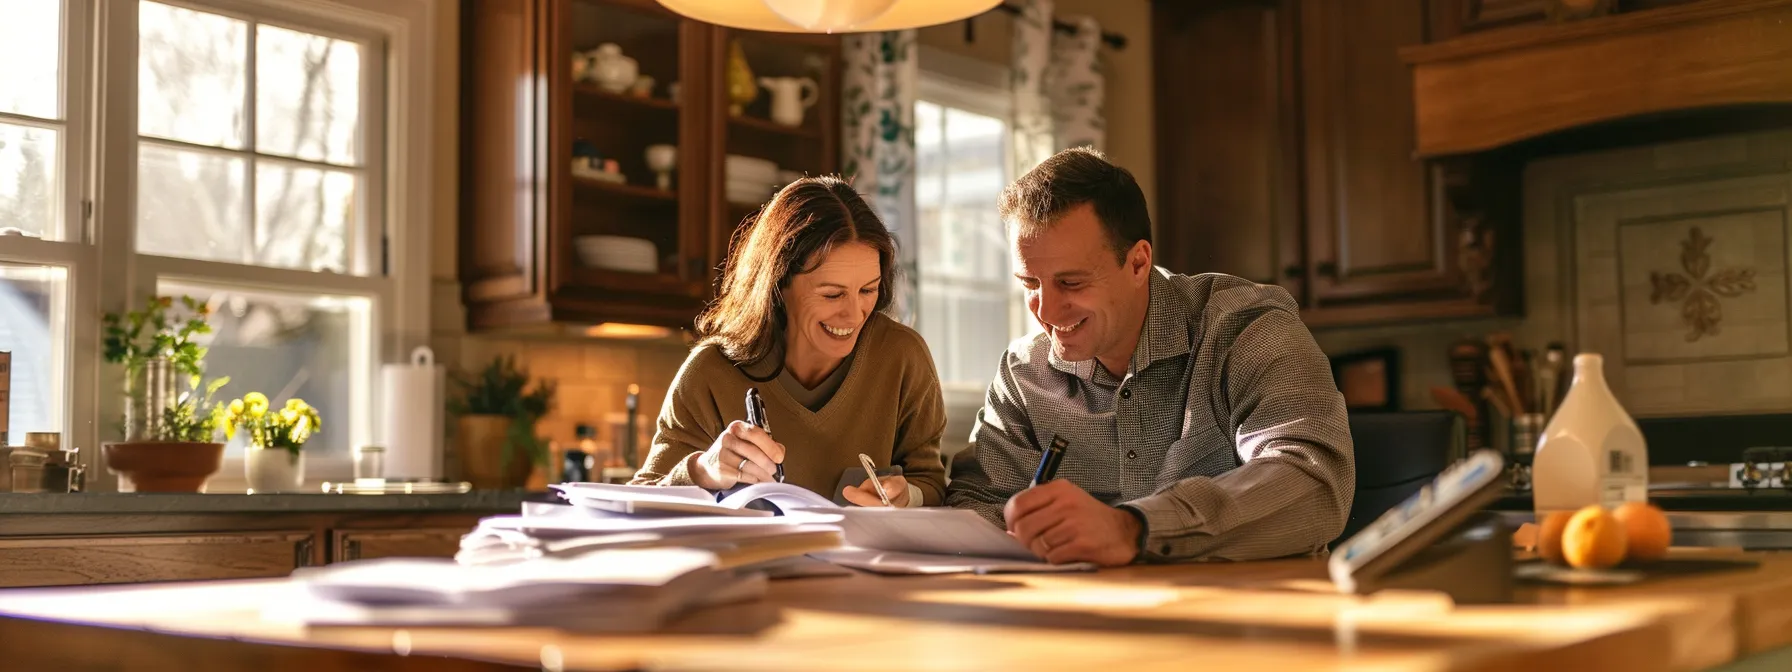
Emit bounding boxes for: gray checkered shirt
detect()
[946,269,1354,562]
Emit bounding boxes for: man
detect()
[946,148,1354,566]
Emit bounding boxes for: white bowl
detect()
[724,154,778,181]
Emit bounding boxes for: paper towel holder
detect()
[410,346,434,367]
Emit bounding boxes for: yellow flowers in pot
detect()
[219,392,323,457]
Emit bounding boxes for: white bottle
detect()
[1532,353,1648,515]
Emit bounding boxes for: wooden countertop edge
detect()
[1,552,1788,670]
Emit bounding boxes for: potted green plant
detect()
[448,355,555,489]
[220,393,322,493]
[100,295,232,492]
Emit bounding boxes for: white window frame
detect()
[77,0,436,491]
[915,47,1032,446]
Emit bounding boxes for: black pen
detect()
[745,387,784,482]
[1030,435,1069,487]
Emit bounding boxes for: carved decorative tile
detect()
[1616,210,1786,363]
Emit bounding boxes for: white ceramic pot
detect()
[592,44,638,93]
[245,446,305,494]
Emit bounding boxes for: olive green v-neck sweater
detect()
[630,313,948,505]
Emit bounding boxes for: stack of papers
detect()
[456,512,845,567]
[273,548,764,631]
[537,482,1094,575]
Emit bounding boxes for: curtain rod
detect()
[990,3,1128,50]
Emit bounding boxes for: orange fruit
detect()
[1562,505,1627,570]
[1613,501,1672,563]
[1538,510,1574,566]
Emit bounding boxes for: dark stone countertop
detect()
[0,490,534,515]
[1491,487,1792,512]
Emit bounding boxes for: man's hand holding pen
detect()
[1004,435,1140,567]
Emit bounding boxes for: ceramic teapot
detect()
[591,43,637,93]
[759,76,819,127]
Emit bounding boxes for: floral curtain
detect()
[1009,0,1106,177]
[842,30,919,325]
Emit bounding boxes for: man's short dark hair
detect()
[998,147,1152,262]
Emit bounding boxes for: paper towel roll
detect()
[380,346,445,480]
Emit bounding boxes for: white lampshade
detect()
[655,0,1003,33]
[765,0,898,31]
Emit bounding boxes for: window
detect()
[0,0,85,454]
[134,0,387,474]
[0,0,436,490]
[915,51,1038,407]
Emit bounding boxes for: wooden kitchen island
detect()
[0,549,1787,671]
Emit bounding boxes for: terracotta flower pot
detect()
[458,415,535,490]
[102,441,226,493]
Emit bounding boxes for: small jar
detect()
[10,449,47,494]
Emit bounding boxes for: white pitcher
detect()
[760,76,819,127]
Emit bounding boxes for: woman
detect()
[630,176,946,507]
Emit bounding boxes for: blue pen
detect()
[1030,435,1069,487]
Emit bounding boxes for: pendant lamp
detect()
[655,0,1002,33]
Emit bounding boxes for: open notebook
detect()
[552,482,1090,570]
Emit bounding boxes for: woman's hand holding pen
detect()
[843,475,910,507]
[691,421,786,490]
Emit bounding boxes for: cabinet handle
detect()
[294,537,314,568]
[344,539,362,561]
[1316,261,1338,277]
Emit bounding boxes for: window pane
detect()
[0,123,60,239]
[160,281,370,462]
[137,143,247,262]
[0,263,67,442]
[0,0,62,119]
[257,24,362,165]
[915,98,1020,388]
[140,1,247,149]
[255,162,356,274]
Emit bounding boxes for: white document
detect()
[551,482,1046,563]
[812,548,1095,575]
[805,508,1044,562]
[553,482,839,518]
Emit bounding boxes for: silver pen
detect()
[857,453,893,507]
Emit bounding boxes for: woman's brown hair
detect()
[696,176,898,366]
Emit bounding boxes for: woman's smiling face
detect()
[783,241,882,363]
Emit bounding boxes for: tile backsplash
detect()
[430,327,691,470]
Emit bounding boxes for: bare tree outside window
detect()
[137,1,363,275]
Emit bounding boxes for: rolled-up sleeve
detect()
[1122,309,1354,561]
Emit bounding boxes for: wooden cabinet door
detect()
[1300,0,1468,308]
[1152,0,1303,295]
[461,0,548,310]
[332,529,466,563]
[0,532,315,588]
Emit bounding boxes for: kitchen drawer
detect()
[331,528,465,562]
[0,532,315,588]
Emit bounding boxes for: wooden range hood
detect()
[1402,0,1792,158]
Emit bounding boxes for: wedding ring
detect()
[738,457,750,474]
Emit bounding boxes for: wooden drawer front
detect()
[334,529,465,563]
[0,532,314,588]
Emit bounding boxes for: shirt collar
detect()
[1048,268,1193,382]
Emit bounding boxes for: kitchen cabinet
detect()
[0,532,316,588]
[459,0,839,332]
[1151,0,1521,327]
[0,509,493,588]
[1151,0,1303,299]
